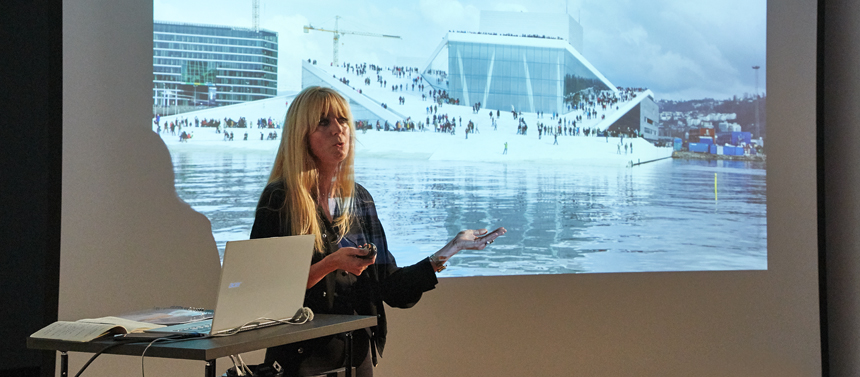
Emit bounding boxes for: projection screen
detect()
[60,0,822,375]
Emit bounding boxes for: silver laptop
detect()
[145,235,314,336]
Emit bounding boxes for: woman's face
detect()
[308,110,350,171]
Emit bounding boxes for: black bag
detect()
[223,361,284,377]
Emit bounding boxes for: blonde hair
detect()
[268,86,356,253]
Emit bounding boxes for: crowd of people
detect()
[325,58,648,145]
[431,114,460,134]
[498,90,647,144]
[219,131,281,141]
[255,117,280,129]
[154,115,282,134]
[326,60,461,115]
[423,69,448,85]
[154,59,652,153]
[449,30,566,41]
[348,100,644,143]
[348,112,472,135]
[152,112,285,144]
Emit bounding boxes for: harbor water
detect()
[171,151,767,276]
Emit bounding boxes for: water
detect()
[171,152,767,276]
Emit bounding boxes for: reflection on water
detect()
[172,152,766,276]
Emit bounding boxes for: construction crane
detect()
[303,16,401,66]
[252,0,260,32]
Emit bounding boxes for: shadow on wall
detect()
[61,122,222,319]
[61,0,221,322]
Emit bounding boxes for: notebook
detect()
[144,235,314,336]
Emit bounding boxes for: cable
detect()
[208,308,314,338]
[72,334,198,377]
[141,337,174,377]
[72,338,140,377]
[237,354,255,376]
[229,355,245,376]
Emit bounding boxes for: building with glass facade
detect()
[427,32,617,115]
[421,11,660,141]
[153,21,278,111]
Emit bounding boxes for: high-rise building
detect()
[153,21,278,112]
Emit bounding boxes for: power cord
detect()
[208,307,314,338]
[72,338,140,377]
[229,354,256,376]
[237,355,254,376]
[229,355,244,376]
[72,333,199,377]
[141,337,175,377]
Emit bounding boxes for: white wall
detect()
[59,0,830,376]
[61,0,222,375]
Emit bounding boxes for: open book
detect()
[30,317,166,342]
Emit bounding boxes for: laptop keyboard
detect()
[157,319,213,333]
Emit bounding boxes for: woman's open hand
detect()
[453,227,507,251]
[435,227,507,263]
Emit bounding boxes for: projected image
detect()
[152,0,767,276]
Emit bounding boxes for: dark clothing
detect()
[250,181,438,376]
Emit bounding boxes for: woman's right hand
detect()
[307,246,376,288]
[325,246,376,276]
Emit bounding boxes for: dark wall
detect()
[824,0,860,375]
[0,0,62,376]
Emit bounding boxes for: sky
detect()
[153,0,767,101]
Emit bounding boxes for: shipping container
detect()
[689,143,709,153]
[716,132,733,145]
[723,146,743,156]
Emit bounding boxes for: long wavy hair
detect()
[268,86,356,253]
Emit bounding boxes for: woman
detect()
[250,86,505,376]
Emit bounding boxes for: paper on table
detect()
[31,317,166,342]
[78,316,166,332]
[31,321,119,342]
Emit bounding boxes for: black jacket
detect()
[250,181,438,373]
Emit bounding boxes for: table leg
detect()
[344,332,353,377]
[205,359,216,377]
[60,351,68,377]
